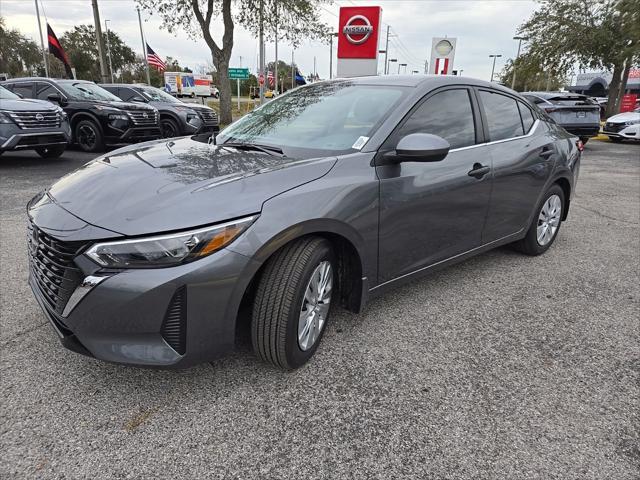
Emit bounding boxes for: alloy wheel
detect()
[298,261,333,351]
[78,125,96,149]
[537,194,562,246]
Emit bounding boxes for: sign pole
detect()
[34,0,49,77]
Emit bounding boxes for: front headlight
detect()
[84,215,258,268]
[624,119,640,126]
[0,111,13,124]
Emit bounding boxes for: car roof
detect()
[0,77,95,85]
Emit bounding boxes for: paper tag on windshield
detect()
[352,136,369,150]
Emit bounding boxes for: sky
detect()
[0,0,539,81]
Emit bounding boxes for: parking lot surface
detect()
[1,141,638,479]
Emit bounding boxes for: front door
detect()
[376,87,492,284]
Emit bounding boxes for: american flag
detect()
[267,70,274,88]
[146,43,166,71]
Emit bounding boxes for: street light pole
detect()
[383,25,390,74]
[387,58,397,75]
[91,0,109,84]
[399,63,407,74]
[489,54,502,82]
[511,36,527,90]
[104,19,114,83]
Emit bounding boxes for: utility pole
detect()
[91,0,109,84]
[329,33,337,79]
[259,0,265,103]
[34,0,49,77]
[274,3,278,94]
[511,36,527,90]
[291,50,295,89]
[137,7,151,85]
[489,54,502,82]
[383,25,390,74]
[104,20,114,83]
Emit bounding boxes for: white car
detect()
[602,107,640,142]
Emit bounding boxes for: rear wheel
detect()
[251,237,336,370]
[74,119,103,152]
[579,136,590,144]
[513,184,565,256]
[35,145,66,158]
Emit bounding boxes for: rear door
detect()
[376,87,493,284]
[477,89,555,242]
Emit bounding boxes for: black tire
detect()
[160,117,180,138]
[513,184,565,256]
[74,119,103,152]
[579,136,589,145]
[251,237,336,370]
[609,136,623,143]
[35,145,66,159]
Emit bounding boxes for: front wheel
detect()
[35,145,66,158]
[74,119,103,152]
[251,237,336,370]
[513,184,565,256]
[609,136,623,143]
[579,136,590,145]
[160,117,180,138]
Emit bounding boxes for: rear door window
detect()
[479,90,524,141]
[394,88,477,149]
[12,83,35,99]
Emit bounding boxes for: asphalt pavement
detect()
[1,140,638,479]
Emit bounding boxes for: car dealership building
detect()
[568,69,640,97]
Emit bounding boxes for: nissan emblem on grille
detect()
[35,113,44,121]
[143,112,148,119]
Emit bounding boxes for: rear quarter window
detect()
[518,102,536,133]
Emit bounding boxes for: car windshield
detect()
[0,85,20,100]
[547,95,595,106]
[59,81,121,101]
[217,82,407,156]
[139,86,181,103]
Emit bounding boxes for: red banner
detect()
[620,93,638,113]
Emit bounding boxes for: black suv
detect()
[1,78,161,152]
[100,84,219,138]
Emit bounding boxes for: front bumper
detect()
[602,123,640,140]
[0,126,71,151]
[105,125,162,145]
[30,246,260,368]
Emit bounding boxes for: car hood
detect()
[46,137,337,237]
[85,99,156,112]
[606,111,640,123]
[1,98,59,112]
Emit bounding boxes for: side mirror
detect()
[47,93,67,106]
[381,133,450,164]
[131,96,147,103]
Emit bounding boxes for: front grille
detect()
[16,133,67,147]
[8,111,61,130]
[195,109,218,126]
[604,122,625,133]
[27,221,86,317]
[127,109,159,126]
[161,287,187,355]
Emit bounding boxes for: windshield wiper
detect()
[220,142,286,157]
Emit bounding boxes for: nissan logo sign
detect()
[343,15,373,45]
[143,112,148,119]
[35,113,44,121]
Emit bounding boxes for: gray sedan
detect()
[27,75,581,370]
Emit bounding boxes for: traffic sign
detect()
[228,67,250,79]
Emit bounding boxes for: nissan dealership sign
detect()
[337,6,382,77]
[429,37,457,75]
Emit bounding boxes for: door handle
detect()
[468,163,491,179]
[540,147,554,158]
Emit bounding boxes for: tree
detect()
[60,25,137,81]
[518,0,640,116]
[499,53,568,91]
[136,0,329,124]
[0,17,43,76]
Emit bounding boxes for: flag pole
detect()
[35,0,49,77]
[137,7,151,85]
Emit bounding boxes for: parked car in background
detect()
[0,85,70,158]
[522,92,600,143]
[602,106,640,142]
[27,76,581,370]
[100,84,219,138]
[0,78,161,152]
[210,85,220,99]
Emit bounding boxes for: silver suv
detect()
[0,85,71,158]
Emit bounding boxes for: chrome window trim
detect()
[449,119,540,153]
